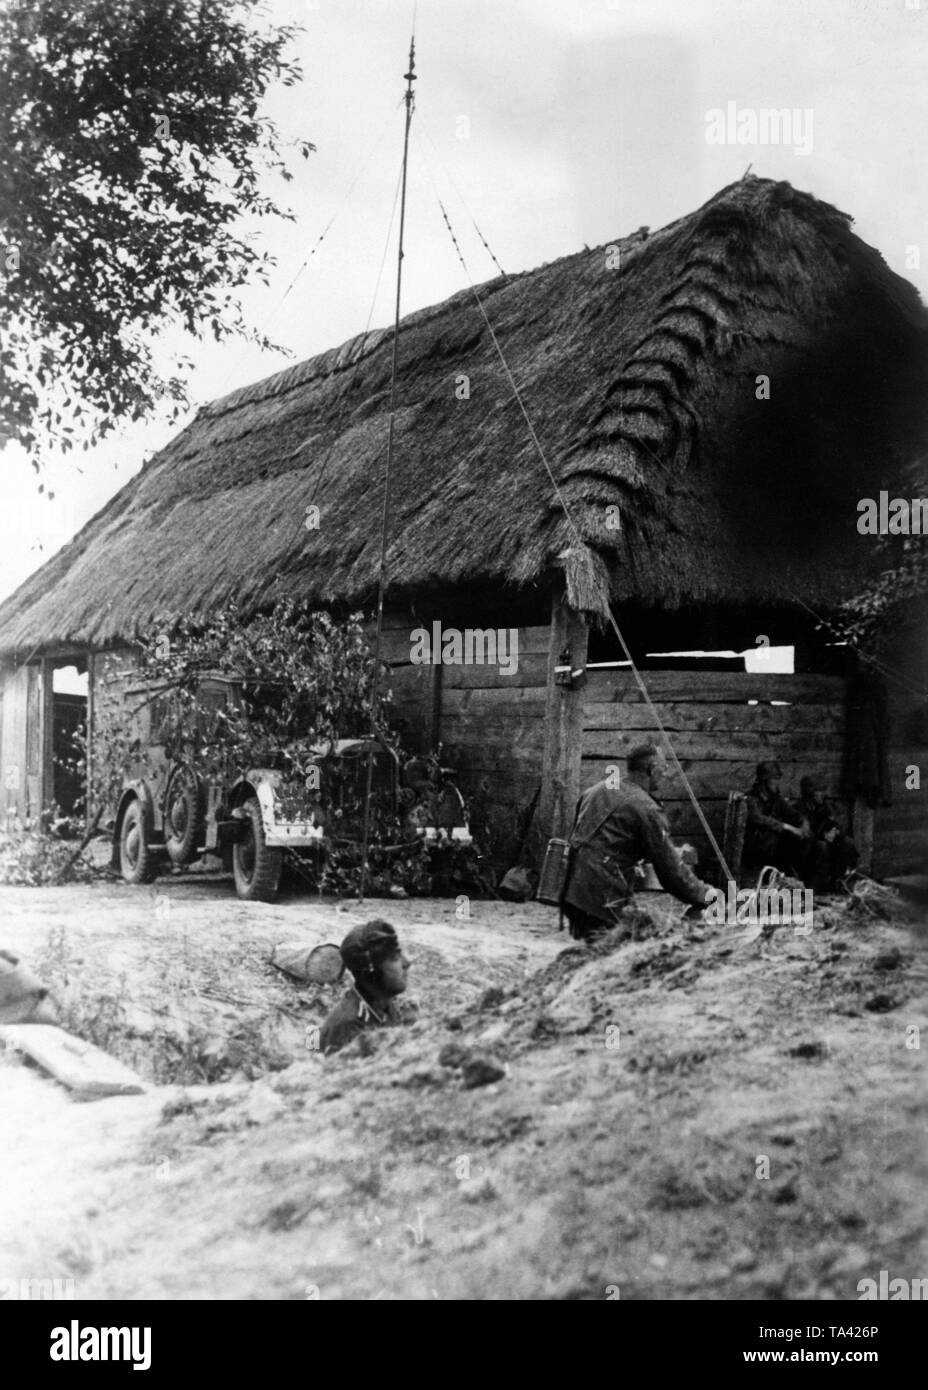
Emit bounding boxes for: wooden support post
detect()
[424,658,442,751]
[86,650,95,830]
[852,796,875,874]
[41,657,54,822]
[534,593,589,866]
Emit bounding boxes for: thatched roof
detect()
[2,175,927,656]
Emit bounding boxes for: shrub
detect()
[0,820,95,886]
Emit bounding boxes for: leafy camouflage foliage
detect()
[0,0,312,463]
[0,822,96,884]
[840,458,928,646]
[75,599,391,822]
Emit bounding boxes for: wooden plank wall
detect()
[372,611,551,860]
[376,612,442,751]
[0,665,30,822]
[874,613,928,876]
[581,670,848,870]
[878,747,928,874]
[440,623,550,860]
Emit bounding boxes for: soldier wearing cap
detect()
[319,919,411,1055]
[743,759,809,877]
[562,742,713,942]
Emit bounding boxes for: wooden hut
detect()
[0,176,925,875]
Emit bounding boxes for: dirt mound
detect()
[2,882,926,1299]
[409,887,924,1083]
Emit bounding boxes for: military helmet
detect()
[340,919,400,978]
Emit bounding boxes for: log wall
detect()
[372,610,550,864]
[873,611,928,876]
[581,670,848,871]
[439,624,550,858]
[0,665,32,822]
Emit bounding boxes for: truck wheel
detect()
[119,798,157,885]
[163,763,205,866]
[232,797,282,902]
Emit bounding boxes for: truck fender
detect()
[252,778,278,830]
[229,776,276,830]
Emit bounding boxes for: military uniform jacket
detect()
[745,782,800,834]
[563,778,708,923]
[796,795,840,839]
[319,987,398,1055]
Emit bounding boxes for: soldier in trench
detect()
[319,919,411,1055]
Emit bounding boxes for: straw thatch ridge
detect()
[2,174,927,655]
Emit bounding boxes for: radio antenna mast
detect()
[358,34,417,900]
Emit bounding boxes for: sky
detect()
[3,0,927,604]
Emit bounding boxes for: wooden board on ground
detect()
[0,1024,146,1101]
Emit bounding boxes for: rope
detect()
[207,97,405,390]
[295,154,405,515]
[790,593,928,702]
[415,123,506,277]
[435,196,732,882]
[272,97,406,322]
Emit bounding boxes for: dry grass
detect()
[31,921,324,1086]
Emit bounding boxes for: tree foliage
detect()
[138,599,392,777]
[0,0,312,463]
[77,601,392,823]
[840,456,928,647]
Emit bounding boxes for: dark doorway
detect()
[51,664,88,821]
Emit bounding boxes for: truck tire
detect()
[119,797,158,885]
[232,796,282,902]
[163,763,205,866]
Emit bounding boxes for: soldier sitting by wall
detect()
[743,759,818,883]
[795,775,859,892]
[320,920,411,1055]
[562,742,714,943]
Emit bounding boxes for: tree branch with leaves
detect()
[0,0,313,466]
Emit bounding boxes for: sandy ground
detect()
[0,873,926,1301]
